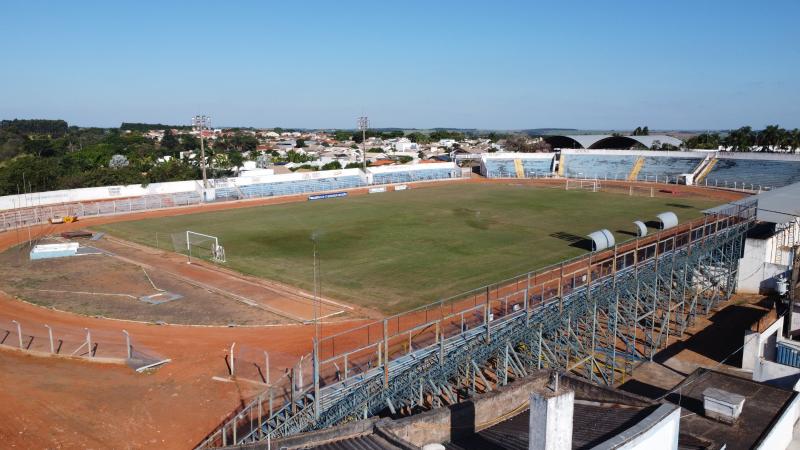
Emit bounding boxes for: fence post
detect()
[85,328,92,357]
[44,324,54,353]
[122,329,131,359]
[383,319,389,388]
[11,320,22,348]
[313,338,320,419]
[229,342,236,376]
[264,351,270,385]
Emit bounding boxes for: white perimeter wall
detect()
[365,162,456,174]
[738,237,792,294]
[756,394,800,450]
[480,152,556,160]
[593,404,680,450]
[560,149,710,158]
[743,316,784,372]
[0,169,367,211]
[0,180,202,211]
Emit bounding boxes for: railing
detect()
[196,199,757,448]
[0,192,202,232]
[0,313,166,370]
[0,170,466,233]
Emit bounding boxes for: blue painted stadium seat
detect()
[635,157,703,182]
[372,168,455,184]
[704,159,800,189]
[239,175,365,199]
[562,155,638,179]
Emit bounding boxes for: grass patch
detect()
[94,183,720,313]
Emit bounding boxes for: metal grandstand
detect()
[196,199,758,448]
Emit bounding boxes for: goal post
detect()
[183,231,226,263]
[565,179,599,192]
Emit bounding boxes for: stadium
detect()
[2,148,800,449]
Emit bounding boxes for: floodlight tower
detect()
[357,116,369,171]
[192,115,211,189]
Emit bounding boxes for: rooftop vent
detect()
[702,387,745,424]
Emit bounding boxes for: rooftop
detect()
[704,180,800,224]
[662,368,796,450]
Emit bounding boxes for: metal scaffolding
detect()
[196,200,757,449]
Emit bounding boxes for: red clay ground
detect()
[0,179,747,449]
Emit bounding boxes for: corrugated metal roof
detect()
[704,181,800,224]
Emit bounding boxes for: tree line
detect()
[0,123,237,196]
[685,125,800,151]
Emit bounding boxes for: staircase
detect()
[694,155,718,184]
[627,156,645,181]
[513,159,525,179]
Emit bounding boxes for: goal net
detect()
[565,179,599,192]
[171,231,226,263]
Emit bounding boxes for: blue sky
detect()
[1,1,798,130]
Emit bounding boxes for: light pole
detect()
[357,116,369,171]
[311,234,321,419]
[192,115,211,190]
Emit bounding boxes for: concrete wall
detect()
[481,152,556,160]
[380,372,550,447]
[743,316,784,371]
[0,179,202,211]
[366,162,457,174]
[756,393,800,450]
[560,149,710,158]
[592,404,680,450]
[754,359,800,390]
[0,169,366,211]
[738,237,790,294]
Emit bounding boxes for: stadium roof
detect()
[705,181,800,224]
[545,134,684,150]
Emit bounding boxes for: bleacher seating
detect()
[704,159,800,189]
[521,159,553,177]
[483,159,553,178]
[239,175,365,199]
[214,186,240,200]
[562,155,638,179]
[483,160,516,178]
[371,168,455,184]
[635,157,703,182]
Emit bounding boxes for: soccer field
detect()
[95,183,720,313]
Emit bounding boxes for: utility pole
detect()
[358,116,369,172]
[192,115,211,190]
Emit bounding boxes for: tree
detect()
[321,161,342,170]
[228,151,245,170]
[295,139,306,148]
[180,134,199,151]
[161,129,179,151]
[685,133,721,149]
[407,132,430,144]
[503,135,552,153]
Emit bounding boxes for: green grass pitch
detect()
[94,183,720,313]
